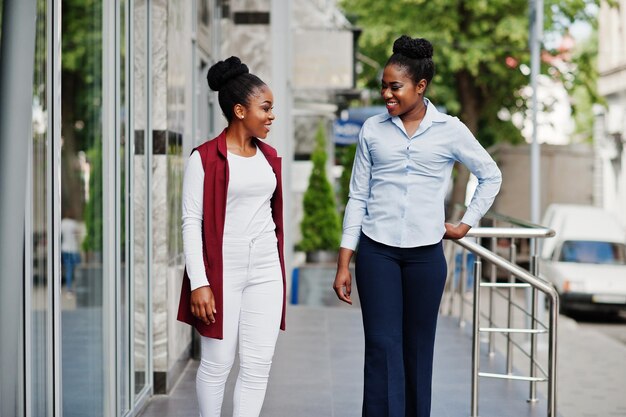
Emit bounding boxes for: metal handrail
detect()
[481,210,551,230]
[453,237,559,417]
[465,227,554,238]
[457,202,549,230]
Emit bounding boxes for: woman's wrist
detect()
[337,247,354,270]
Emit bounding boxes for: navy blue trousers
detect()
[355,233,447,417]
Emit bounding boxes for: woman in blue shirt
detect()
[333,35,502,417]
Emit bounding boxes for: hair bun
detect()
[207,56,249,91]
[392,35,433,60]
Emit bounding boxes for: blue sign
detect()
[333,119,362,145]
[333,106,386,145]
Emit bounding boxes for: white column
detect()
[0,1,37,416]
[271,0,294,295]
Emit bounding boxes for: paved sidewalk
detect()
[140,305,553,417]
[552,315,626,417]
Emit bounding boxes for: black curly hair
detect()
[206,56,267,123]
[386,35,435,87]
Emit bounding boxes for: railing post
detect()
[507,239,517,375]
[528,240,539,403]
[548,293,558,417]
[471,258,482,417]
[488,237,497,357]
[445,241,457,316]
[459,249,468,327]
[450,228,558,417]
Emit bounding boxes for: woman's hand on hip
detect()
[444,222,471,240]
[190,285,216,325]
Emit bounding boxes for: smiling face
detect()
[235,85,275,139]
[381,64,427,118]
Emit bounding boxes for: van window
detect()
[559,241,626,265]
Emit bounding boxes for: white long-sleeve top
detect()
[182,149,277,291]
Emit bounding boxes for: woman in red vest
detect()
[177,56,286,417]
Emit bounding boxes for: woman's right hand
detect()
[333,267,353,305]
[333,247,355,305]
[190,286,216,325]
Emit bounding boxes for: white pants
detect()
[196,233,283,417]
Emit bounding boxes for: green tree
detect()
[61,0,103,253]
[82,140,102,253]
[61,0,102,220]
[336,143,357,216]
[567,28,604,143]
[299,122,342,252]
[341,0,600,207]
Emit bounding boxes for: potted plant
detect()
[298,121,341,263]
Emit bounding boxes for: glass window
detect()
[119,0,130,413]
[559,240,626,265]
[30,0,50,415]
[60,0,105,415]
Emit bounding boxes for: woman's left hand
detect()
[444,222,471,240]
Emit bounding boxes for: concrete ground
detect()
[139,305,555,417]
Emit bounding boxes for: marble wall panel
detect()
[152,0,168,130]
[166,0,186,135]
[232,0,270,12]
[227,25,271,83]
[133,0,147,130]
[152,155,169,371]
[133,156,147,369]
[150,0,194,380]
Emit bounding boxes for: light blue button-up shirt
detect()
[341,99,502,250]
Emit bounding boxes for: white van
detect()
[541,204,626,314]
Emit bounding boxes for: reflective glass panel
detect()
[30,0,50,415]
[119,0,130,413]
[60,1,105,415]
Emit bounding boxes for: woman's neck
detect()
[400,100,427,123]
[225,124,255,154]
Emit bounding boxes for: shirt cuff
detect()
[340,234,360,251]
[461,211,481,228]
[189,277,210,292]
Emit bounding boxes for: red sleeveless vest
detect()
[176,129,286,339]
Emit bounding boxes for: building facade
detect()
[595,0,626,226]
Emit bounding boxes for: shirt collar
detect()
[378,97,448,127]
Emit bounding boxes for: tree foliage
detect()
[61,0,103,250]
[568,28,603,142]
[299,122,342,252]
[336,143,357,216]
[342,0,598,140]
[341,0,601,207]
